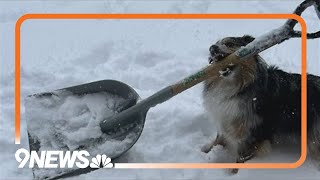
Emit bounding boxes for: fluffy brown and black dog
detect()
[201,35,320,173]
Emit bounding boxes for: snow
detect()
[26,91,138,179]
[0,0,320,179]
[26,91,130,152]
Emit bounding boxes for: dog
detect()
[201,35,320,173]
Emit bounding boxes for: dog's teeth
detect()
[219,70,227,74]
[219,68,231,77]
[219,70,224,77]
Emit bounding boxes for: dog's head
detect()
[204,35,258,97]
[208,35,255,64]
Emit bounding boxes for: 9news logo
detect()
[15,148,113,169]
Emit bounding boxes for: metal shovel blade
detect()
[25,80,146,179]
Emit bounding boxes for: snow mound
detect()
[25,91,137,179]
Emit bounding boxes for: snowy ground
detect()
[0,0,320,179]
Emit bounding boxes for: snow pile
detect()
[25,91,136,179]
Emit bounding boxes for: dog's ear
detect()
[241,35,255,45]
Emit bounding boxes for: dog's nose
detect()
[209,45,219,55]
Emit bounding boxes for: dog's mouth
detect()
[208,53,230,64]
[219,63,236,77]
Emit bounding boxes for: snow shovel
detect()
[27,53,265,179]
[26,1,320,179]
[26,54,247,179]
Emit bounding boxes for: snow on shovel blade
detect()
[25,80,146,179]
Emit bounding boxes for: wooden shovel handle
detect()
[100,53,241,133]
[171,53,240,94]
[100,20,296,133]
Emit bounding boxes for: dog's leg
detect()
[201,134,226,153]
[307,123,320,169]
[227,154,254,175]
[228,140,271,174]
[308,141,320,169]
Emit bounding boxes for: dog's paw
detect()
[226,168,239,175]
[201,143,213,153]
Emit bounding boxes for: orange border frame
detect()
[15,14,307,169]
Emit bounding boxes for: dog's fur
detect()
[202,35,320,173]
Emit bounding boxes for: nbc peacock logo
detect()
[90,154,113,168]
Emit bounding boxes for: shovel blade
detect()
[25,80,146,179]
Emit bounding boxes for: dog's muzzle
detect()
[209,45,229,64]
